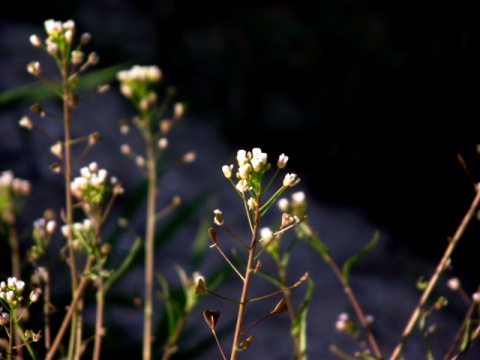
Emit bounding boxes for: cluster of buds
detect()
[70,162,123,206]
[0,277,26,308]
[27,19,97,75]
[222,148,300,195]
[278,191,307,217]
[61,219,94,250]
[116,65,162,112]
[0,170,31,224]
[28,217,57,263]
[0,171,31,197]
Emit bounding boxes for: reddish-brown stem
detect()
[389,184,480,360]
[45,258,92,360]
[230,194,261,360]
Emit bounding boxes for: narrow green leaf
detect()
[0,62,131,106]
[459,319,472,353]
[291,277,314,360]
[342,231,379,286]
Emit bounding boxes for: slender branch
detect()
[45,265,92,360]
[389,183,480,360]
[230,194,261,360]
[143,125,157,360]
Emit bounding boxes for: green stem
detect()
[277,263,302,360]
[92,277,104,360]
[93,218,104,360]
[143,124,157,360]
[61,55,80,360]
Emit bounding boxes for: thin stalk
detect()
[7,220,22,357]
[45,256,92,360]
[92,278,104,360]
[143,126,157,360]
[300,222,382,358]
[389,184,480,360]
[93,218,105,360]
[61,56,80,359]
[8,221,21,281]
[327,251,382,359]
[43,261,52,351]
[230,194,261,360]
[277,263,302,360]
[162,317,186,360]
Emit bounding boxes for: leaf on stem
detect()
[342,231,379,286]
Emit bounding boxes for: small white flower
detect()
[278,198,289,212]
[62,20,76,31]
[447,277,460,291]
[44,19,62,36]
[158,137,168,149]
[283,173,300,187]
[120,144,131,155]
[30,291,40,303]
[46,220,56,234]
[50,142,63,158]
[29,35,42,47]
[238,164,251,180]
[213,209,224,226]
[222,164,233,178]
[277,153,289,168]
[236,179,249,193]
[6,290,15,302]
[71,50,84,65]
[174,102,185,118]
[136,156,145,168]
[65,29,74,43]
[472,292,480,304]
[80,32,91,44]
[236,150,247,166]
[260,227,273,239]
[247,197,257,210]
[26,61,41,76]
[19,116,34,130]
[61,224,71,237]
[182,151,196,163]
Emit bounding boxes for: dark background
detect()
[2,0,480,274]
[1,0,479,356]
[7,0,476,274]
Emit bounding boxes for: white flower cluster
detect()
[70,162,123,203]
[236,148,268,179]
[0,277,25,307]
[71,162,107,199]
[29,19,76,55]
[222,148,300,192]
[117,65,162,83]
[43,19,75,38]
[0,170,31,196]
[60,219,95,250]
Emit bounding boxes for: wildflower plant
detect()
[117,64,196,360]
[202,148,309,359]
[0,277,41,360]
[2,16,480,360]
[12,19,128,360]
